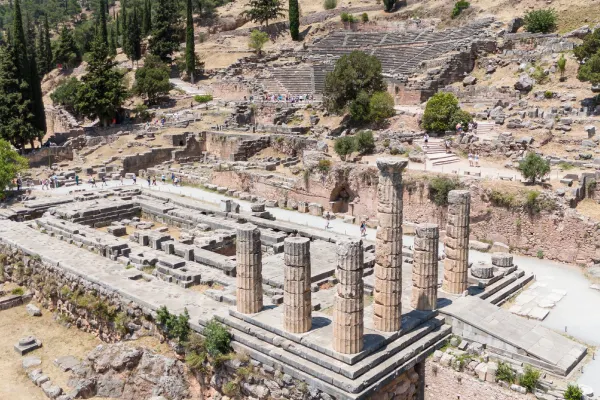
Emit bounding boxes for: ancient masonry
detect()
[411,223,439,311]
[373,159,407,332]
[236,224,263,314]
[283,237,312,333]
[333,239,364,354]
[442,190,471,294]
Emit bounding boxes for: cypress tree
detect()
[25,17,46,139]
[142,0,151,36]
[43,16,52,72]
[124,6,141,66]
[109,25,117,56]
[146,0,152,33]
[122,0,128,36]
[289,0,299,41]
[116,13,120,37]
[99,0,108,46]
[11,0,28,75]
[185,0,195,83]
[0,44,40,149]
[149,0,179,62]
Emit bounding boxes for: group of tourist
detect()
[40,175,60,190]
[258,93,315,103]
[145,173,182,187]
[468,152,481,167]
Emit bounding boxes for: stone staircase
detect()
[475,268,535,306]
[475,121,496,135]
[416,139,460,166]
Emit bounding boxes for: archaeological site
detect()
[1,0,600,399]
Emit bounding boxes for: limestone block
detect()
[283,237,311,333]
[471,264,494,279]
[440,352,455,367]
[475,362,487,380]
[486,362,498,382]
[491,253,513,267]
[432,350,443,362]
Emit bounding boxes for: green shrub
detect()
[531,65,549,84]
[557,161,573,170]
[369,91,395,123]
[156,306,191,343]
[382,139,390,148]
[317,159,332,172]
[349,91,371,122]
[524,9,557,33]
[525,190,541,213]
[496,362,516,383]
[334,136,356,161]
[423,92,470,132]
[248,30,269,54]
[564,384,584,400]
[11,287,24,296]
[361,12,369,22]
[186,350,208,373]
[355,130,375,154]
[544,90,554,99]
[114,312,129,335]
[518,152,550,183]
[451,0,470,18]
[323,0,337,9]
[203,318,232,357]
[194,94,213,103]
[489,190,517,208]
[537,250,544,259]
[390,147,400,155]
[340,12,357,23]
[222,381,239,396]
[428,176,461,207]
[519,365,540,393]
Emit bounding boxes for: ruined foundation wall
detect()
[424,360,522,400]
[210,169,599,264]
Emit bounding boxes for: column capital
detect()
[448,190,471,204]
[376,158,408,174]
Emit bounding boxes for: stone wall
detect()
[424,360,523,400]
[209,167,600,264]
[122,133,204,173]
[25,147,74,168]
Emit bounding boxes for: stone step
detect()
[487,272,533,305]
[477,269,522,300]
[431,158,460,166]
[213,312,450,398]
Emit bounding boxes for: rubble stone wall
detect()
[424,360,522,400]
[26,147,74,168]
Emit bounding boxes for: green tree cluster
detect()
[248,29,269,54]
[422,92,472,132]
[382,0,395,12]
[133,54,171,104]
[123,5,141,66]
[156,305,191,343]
[149,0,180,62]
[36,16,53,77]
[53,25,81,68]
[333,130,376,159]
[451,0,469,18]
[0,139,28,196]
[324,51,386,115]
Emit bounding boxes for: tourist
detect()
[456,123,462,134]
[53,175,59,188]
[75,175,79,186]
[171,172,175,182]
[101,176,107,187]
[174,176,179,186]
[120,176,124,185]
[423,133,429,149]
[161,174,166,184]
[468,121,474,132]
[91,177,97,187]
[360,221,367,237]
[152,176,157,186]
[445,139,451,153]
[16,177,22,191]
[132,174,137,185]
[468,152,473,167]
[324,212,331,230]
[474,153,480,167]
[147,176,151,186]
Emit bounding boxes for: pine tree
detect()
[98,0,109,46]
[116,13,120,37]
[75,33,127,126]
[288,0,299,40]
[0,44,40,149]
[11,0,28,75]
[124,6,141,66]
[142,0,152,36]
[185,0,196,83]
[149,0,180,62]
[53,26,80,69]
[43,16,52,73]
[242,0,285,27]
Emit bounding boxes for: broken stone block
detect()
[486,362,498,382]
[41,380,63,399]
[475,362,487,380]
[432,350,443,362]
[471,263,494,279]
[14,336,42,355]
[26,303,42,317]
[54,355,80,372]
[22,356,42,369]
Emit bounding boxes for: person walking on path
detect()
[132,174,137,185]
[120,176,124,185]
[152,176,157,186]
[423,133,429,149]
[101,176,107,187]
[162,174,166,184]
[75,175,79,186]
[324,212,331,230]
[147,176,151,186]
[360,221,367,237]
[468,152,473,167]
[91,177,97,188]
[475,153,480,167]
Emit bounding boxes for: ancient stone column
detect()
[411,223,439,311]
[283,237,312,333]
[333,239,364,354]
[373,158,408,332]
[236,224,263,314]
[442,190,471,294]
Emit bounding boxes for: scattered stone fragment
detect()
[26,303,42,317]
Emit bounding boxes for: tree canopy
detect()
[422,92,471,132]
[242,0,285,27]
[149,0,180,62]
[0,138,28,196]
[133,54,171,104]
[324,51,385,113]
[518,152,550,183]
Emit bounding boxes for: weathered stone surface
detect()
[515,75,534,92]
[22,356,42,369]
[411,223,439,311]
[26,303,42,316]
[236,224,263,314]
[443,190,470,294]
[283,237,311,333]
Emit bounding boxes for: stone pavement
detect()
[440,296,587,375]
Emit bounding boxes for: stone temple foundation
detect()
[373,159,407,332]
[442,190,471,294]
[411,223,439,311]
[236,224,263,314]
[283,236,312,333]
[333,239,364,354]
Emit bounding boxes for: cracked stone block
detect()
[26,303,42,317]
[14,336,42,355]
